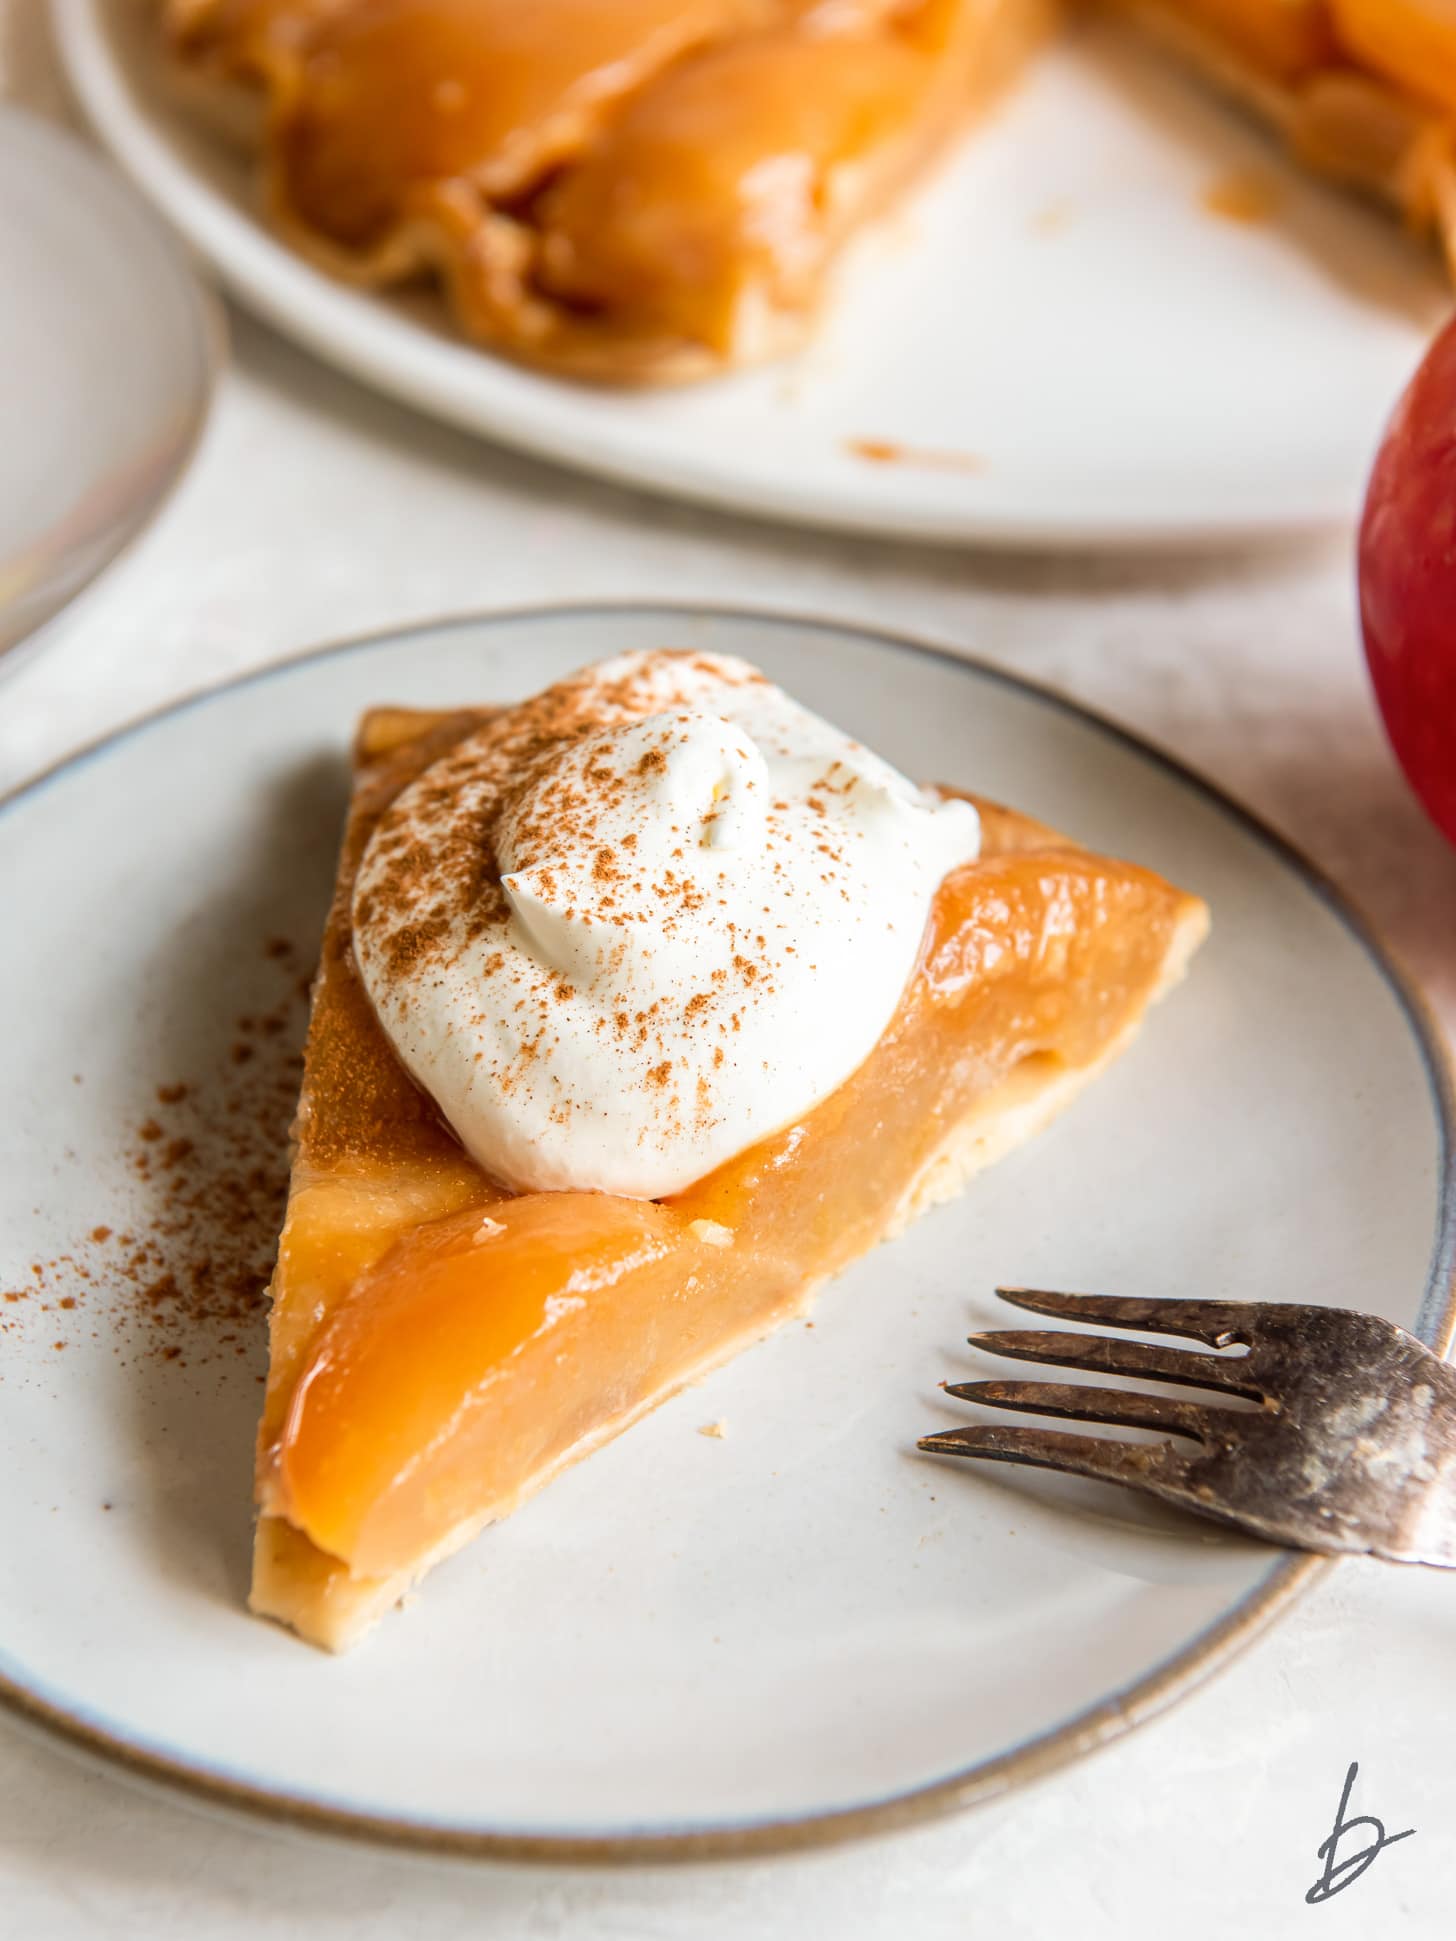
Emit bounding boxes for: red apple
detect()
[1359,317,1456,848]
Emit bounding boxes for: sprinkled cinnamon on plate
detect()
[0,933,312,1371]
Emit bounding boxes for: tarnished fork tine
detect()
[917,1422,1193,1491]
[995,1285,1253,1347]
[966,1328,1267,1401]
[944,1378,1218,1441]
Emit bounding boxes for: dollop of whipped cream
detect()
[352,651,980,1198]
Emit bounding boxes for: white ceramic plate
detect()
[53,1,1444,549]
[1,606,1451,1862]
[0,104,218,677]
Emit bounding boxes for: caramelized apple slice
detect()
[1332,0,1456,118]
[257,1154,494,1456]
[269,1193,697,1572]
[273,0,770,246]
[534,0,998,355]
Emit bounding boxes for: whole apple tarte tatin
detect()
[249,650,1207,1649]
[163,0,1456,383]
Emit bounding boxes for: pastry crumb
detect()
[698,1420,728,1439]
[1032,198,1075,236]
[689,1219,734,1249]
[1201,166,1281,226]
[843,437,984,474]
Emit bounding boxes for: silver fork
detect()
[917,1287,1456,1565]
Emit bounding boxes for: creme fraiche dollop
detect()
[351,651,980,1197]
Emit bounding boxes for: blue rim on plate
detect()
[1,603,1451,1863]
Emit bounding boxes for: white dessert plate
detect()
[0,104,219,678]
[53,1,1444,549]
[0,605,1450,1862]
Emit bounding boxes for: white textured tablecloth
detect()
[5,8,1456,1935]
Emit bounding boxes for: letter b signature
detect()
[1305,1761,1415,1905]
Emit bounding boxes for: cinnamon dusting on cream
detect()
[351,650,981,1199]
